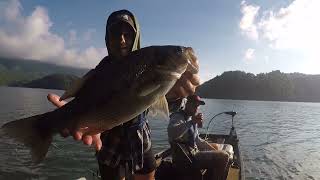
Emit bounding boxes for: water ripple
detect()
[1,87,320,179]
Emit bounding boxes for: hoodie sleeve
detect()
[167,113,194,142]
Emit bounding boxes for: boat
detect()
[90,111,244,180]
[154,111,244,180]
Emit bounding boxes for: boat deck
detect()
[154,133,244,180]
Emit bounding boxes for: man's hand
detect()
[192,113,203,128]
[166,51,200,100]
[47,93,102,151]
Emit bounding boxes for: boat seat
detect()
[201,136,234,160]
[170,142,207,180]
[170,142,235,180]
[215,143,234,160]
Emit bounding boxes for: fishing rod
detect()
[204,111,237,140]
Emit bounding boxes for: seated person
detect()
[167,95,230,179]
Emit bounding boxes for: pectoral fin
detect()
[148,96,169,119]
[138,84,161,97]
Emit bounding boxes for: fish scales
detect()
[1,45,198,163]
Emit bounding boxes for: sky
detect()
[0,0,319,82]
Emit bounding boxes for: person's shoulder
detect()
[94,56,112,70]
[99,56,111,64]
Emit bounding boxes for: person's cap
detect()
[108,10,136,32]
[187,95,205,106]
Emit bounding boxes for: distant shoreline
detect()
[1,86,319,104]
[1,85,64,91]
[1,57,319,104]
[201,97,320,104]
[196,70,320,104]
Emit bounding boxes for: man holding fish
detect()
[2,9,199,180]
[46,10,201,180]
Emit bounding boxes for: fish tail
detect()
[1,113,53,163]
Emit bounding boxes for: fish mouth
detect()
[184,47,199,74]
[154,46,198,80]
[155,58,198,80]
[187,59,198,74]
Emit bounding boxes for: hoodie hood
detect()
[105,10,141,56]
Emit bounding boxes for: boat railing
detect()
[204,111,237,140]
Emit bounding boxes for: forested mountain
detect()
[11,74,80,90]
[196,70,320,102]
[0,57,88,86]
[1,57,320,101]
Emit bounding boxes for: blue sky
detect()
[0,0,319,82]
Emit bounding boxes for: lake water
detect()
[0,87,319,180]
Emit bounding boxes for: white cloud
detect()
[3,0,22,21]
[239,1,260,40]
[83,28,96,41]
[68,29,77,46]
[240,0,320,64]
[258,0,320,52]
[77,46,107,68]
[244,48,255,61]
[0,0,107,68]
[264,56,269,64]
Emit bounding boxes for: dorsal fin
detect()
[60,69,95,101]
[148,96,169,119]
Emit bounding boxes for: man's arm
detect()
[190,113,217,151]
[167,114,194,142]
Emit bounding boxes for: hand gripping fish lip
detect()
[182,47,198,74]
[187,59,198,74]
